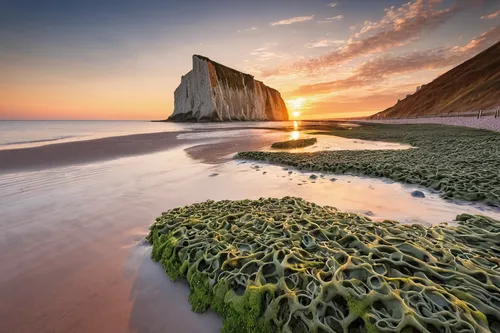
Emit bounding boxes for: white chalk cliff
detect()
[168,55,289,122]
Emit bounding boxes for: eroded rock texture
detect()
[168,55,288,122]
[148,197,500,333]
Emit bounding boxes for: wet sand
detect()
[1,126,499,333]
[0,121,357,174]
[0,131,194,174]
[0,149,224,333]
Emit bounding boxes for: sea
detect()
[0,120,294,150]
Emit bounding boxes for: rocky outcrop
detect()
[168,55,288,122]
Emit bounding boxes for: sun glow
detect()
[287,97,306,119]
[287,97,306,109]
[290,131,300,140]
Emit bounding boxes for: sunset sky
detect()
[1,0,499,120]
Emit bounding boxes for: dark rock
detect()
[411,190,425,198]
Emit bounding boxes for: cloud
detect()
[296,25,500,95]
[265,0,458,76]
[306,39,345,48]
[481,10,500,20]
[327,15,343,20]
[250,44,286,61]
[318,15,344,23]
[237,27,258,33]
[270,15,314,26]
[327,2,337,8]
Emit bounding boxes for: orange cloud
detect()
[265,0,458,77]
[296,25,500,96]
[481,9,500,20]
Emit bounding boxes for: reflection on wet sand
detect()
[290,130,300,140]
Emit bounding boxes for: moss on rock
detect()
[148,197,500,333]
[238,124,500,207]
[271,138,317,149]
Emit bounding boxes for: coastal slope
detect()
[168,55,289,122]
[371,40,500,118]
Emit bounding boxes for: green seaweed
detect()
[188,270,212,312]
[271,138,318,149]
[148,197,500,333]
[237,124,500,207]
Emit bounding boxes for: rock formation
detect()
[168,55,289,122]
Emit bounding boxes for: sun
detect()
[286,97,306,119]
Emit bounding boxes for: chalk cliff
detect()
[168,55,289,122]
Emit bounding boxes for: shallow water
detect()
[0,120,361,150]
[0,127,499,332]
[0,120,301,150]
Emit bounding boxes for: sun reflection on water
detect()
[290,131,300,140]
[290,120,300,140]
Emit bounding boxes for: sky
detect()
[0,0,499,120]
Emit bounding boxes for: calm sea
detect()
[0,120,293,150]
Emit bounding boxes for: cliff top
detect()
[192,54,280,93]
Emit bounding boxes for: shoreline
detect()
[0,131,198,174]
[0,123,325,173]
[357,115,500,132]
[2,119,499,174]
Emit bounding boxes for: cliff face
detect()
[371,41,500,119]
[168,55,289,122]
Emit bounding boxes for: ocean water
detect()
[0,120,183,149]
[0,120,298,150]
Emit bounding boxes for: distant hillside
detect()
[371,41,500,119]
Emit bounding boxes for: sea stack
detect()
[168,55,289,122]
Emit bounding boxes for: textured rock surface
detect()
[168,55,288,122]
[148,197,500,333]
[271,138,317,149]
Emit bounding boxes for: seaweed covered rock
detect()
[271,138,317,149]
[237,124,500,207]
[148,197,500,333]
